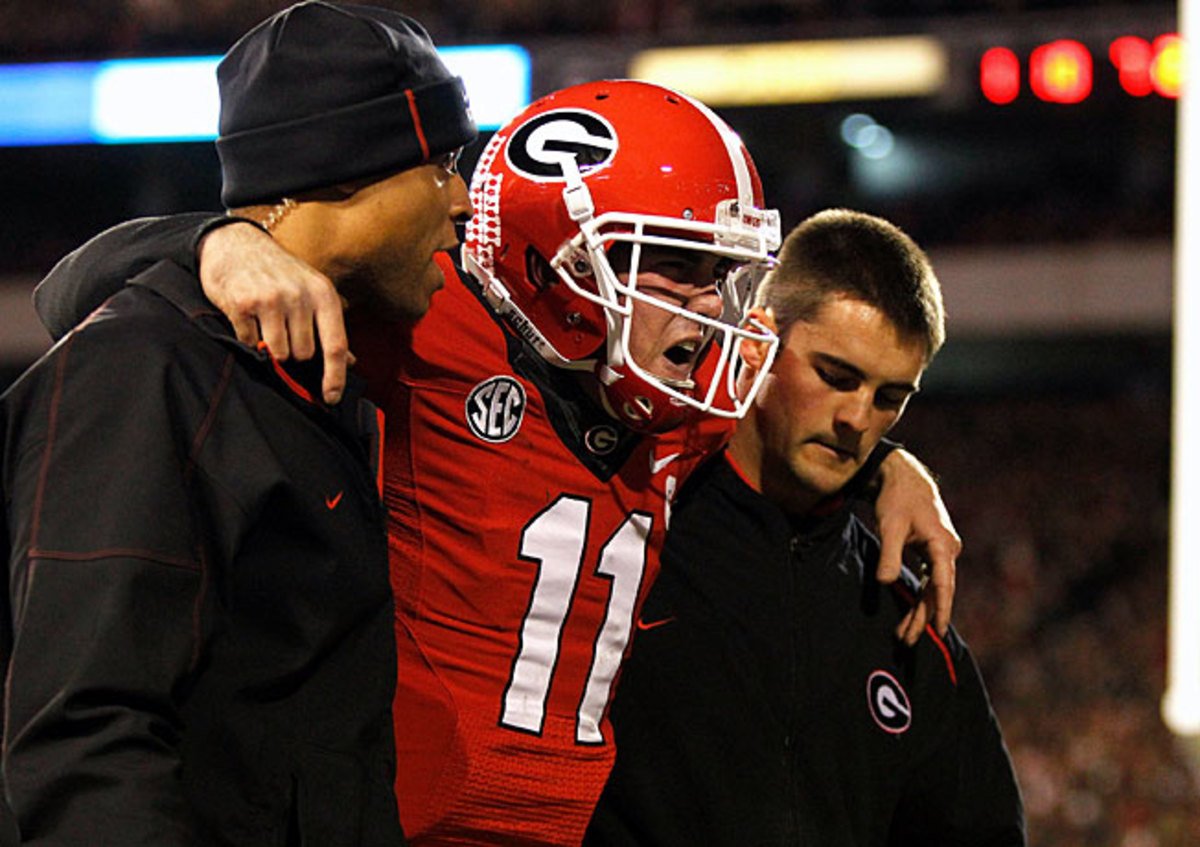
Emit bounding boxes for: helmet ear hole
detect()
[525,247,557,292]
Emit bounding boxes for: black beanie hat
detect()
[215,0,478,208]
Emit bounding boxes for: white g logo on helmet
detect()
[505,109,618,182]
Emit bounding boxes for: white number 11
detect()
[501,495,652,744]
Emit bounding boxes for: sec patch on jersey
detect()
[466,375,527,443]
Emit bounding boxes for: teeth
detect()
[677,340,698,353]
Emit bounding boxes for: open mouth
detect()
[652,339,701,390]
[648,335,700,388]
[663,338,699,366]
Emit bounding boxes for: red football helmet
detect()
[463,79,780,433]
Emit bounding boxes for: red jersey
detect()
[352,257,730,845]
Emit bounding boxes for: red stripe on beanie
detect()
[405,89,430,160]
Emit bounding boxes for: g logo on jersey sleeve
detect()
[505,109,618,181]
[866,670,912,735]
[466,376,527,443]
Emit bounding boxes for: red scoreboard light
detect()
[1151,34,1184,98]
[1110,36,1154,96]
[981,33,1184,103]
[1030,39,1092,103]
[980,47,1021,104]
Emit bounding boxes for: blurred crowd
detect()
[0,0,1175,272]
[895,384,1196,846]
[0,0,1151,59]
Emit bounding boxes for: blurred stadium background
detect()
[0,1,1191,844]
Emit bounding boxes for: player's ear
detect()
[739,306,778,372]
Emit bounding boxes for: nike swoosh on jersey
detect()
[325,491,344,509]
[650,451,681,474]
[635,616,676,631]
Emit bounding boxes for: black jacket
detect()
[1,260,402,845]
[586,454,1025,847]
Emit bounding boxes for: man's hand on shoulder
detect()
[198,222,351,404]
[872,448,961,645]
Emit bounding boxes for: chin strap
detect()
[559,156,630,372]
[560,156,595,223]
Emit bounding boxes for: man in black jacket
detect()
[0,2,474,844]
[586,209,1026,846]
